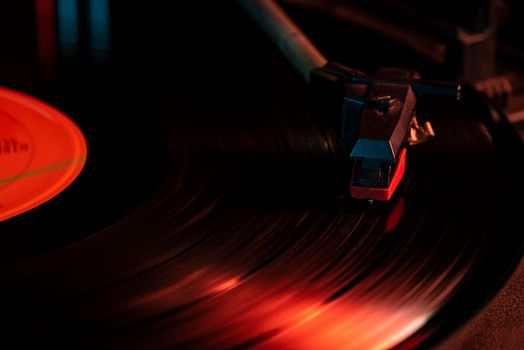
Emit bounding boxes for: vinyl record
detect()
[0,2,523,349]
[1,80,523,349]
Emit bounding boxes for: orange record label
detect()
[0,87,87,221]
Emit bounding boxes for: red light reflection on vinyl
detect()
[124,262,466,349]
[385,197,405,233]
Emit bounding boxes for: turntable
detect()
[0,1,523,349]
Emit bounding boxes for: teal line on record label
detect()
[0,156,87,185]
